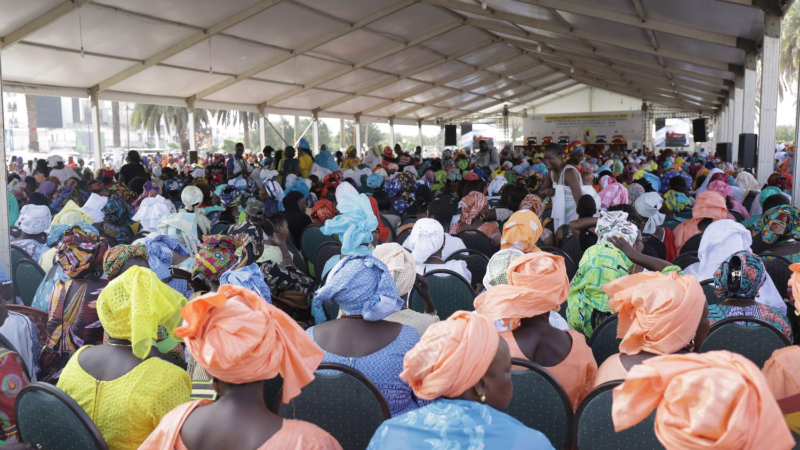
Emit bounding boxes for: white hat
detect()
[47,155,63,168]
[15,205,52,235]
[81,194,108,223]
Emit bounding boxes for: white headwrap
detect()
[696,168,722,196]
[482,248,524,289]
[372,243,416,296]
[403,165,417,176]
[16,205,51,235]
[343,169,359,185]
[285,174,298,188]
[181,186,204,212]
[335,182,359,204]
[260,170,278,181]
[634,192,665,234]
[404,218,444,264]
[133,195,172,233]
[152,165,162,178]
[264,179,283,200]
[81,194,108,223]
[488,176,507,198]
[735,171,760,191]
[191,167,205,178]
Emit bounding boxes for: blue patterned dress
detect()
[707,303,793,343]
[306,325,424,417]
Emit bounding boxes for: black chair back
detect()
[699,278,724,305]
[680,233,703,254]
[211,221,231,235]
[730,210,745,222]
[561,237,585,271]
[445,249,489,290]
[16,383,109,450]
[587,315,621,367]
[572,381,663,450]
[275,363,390,450]
[380,215,397,242]
[409,269,475,319]
[698,316,790,367]
[506,358,573,450]
[396,228,412,245]
[457,229,497,258]
[13,258,45,307]
[671,251,699,269]
[643,233,666,260]
[760,253,793,299]
[263,375,283,412]
[314,241,342,283]
[539,246,577,280]
[300,223,336,270]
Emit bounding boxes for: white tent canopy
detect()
[0,0,784,122]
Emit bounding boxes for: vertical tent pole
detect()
[757,13,781,185]
[340,118,345,149]
[742,54,758,135]
[732,74,744,164]
[364,119,369,149]
[312,111,319,153]
[418,120,423,149]
[0,49,11,276]
[440,123,445,151]
[354,115,361,155]
[389,118,395,149]
[728,98,735,151]
[294,115,300,145]
[90,89,103,171]
[793,51,800,207]
[187,98,196,152]
[258,106,266,152]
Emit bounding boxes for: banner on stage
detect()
[522,111,642,148]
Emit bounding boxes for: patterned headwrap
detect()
[458,191,487,225]
[768,173,788,190]
[752,205,800,245]
[447,169,462,182]
[313,255,404,321]
[311,199,337,224]
[395,172,416,194]
[164,179,185,193]
[708,180,732,198]
[219,185,242,208]
[627,183,645,203]
[193,235,247,282]
[431,170,447,192]
[519,194,544,215]
[47,222,98,247]
[55,226,110,278]
[463,172,479,181]
[384,179,402,197]
[664,190,691,212]
[598,176,629,209]
[103,244,149,280]
[366,173,384,189]
[713,251,766,299]
[393,199,409,215]
[564,140,585,162]
[219,264,272,301]
[596,210,638,246]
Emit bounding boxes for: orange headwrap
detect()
[789,263,800,312]
[613,351,795,450]
[764,346,800,399]
[692,191,729,220]
[602,271,705,355]
[175,285,324,403]
[500,210,543,253]
[400,311,498,400]
[474,252,569,321]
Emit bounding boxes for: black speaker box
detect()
[738,133,758,169]
[715,143,732,163]
[460,123,472,135]
[692,118,708,142]
[444,125,457,146]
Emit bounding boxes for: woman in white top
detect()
[539,143,588,231]
[404,218,472,285]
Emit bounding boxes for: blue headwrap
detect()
[320,194,377,256]
[384,179,402,197]
[416,179,430,188]
[393,198,409,215]
[314,149,338,173]
[220,263,272,301]
[313,255,403,321]
[298,138,311,151]
[367,173,384,189]
[164,179,185,193]
[473,168,485,180]
[144,235,192,297]
[643,172,661,193]
[278,179,310,212]
[47,222,98,247]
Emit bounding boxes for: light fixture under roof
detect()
[481,1,487,9]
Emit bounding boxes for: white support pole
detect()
[90,89,103,171]
[279,115,285,144]
[294,115,300,145]
[758,15,781,185]
[258,107,266,152]
[720,108,728,145]
[418,120,423,149]
[0,50,11,275]
[728,98,735,146]
[187,98,197,153]
[742,54,758,135]
[354,117,361,155]
[389,119,395,149]
[364,119,369,149]
[340,118,345,149]
[312,112,319,153]
[440,123,445,151]
[732,75,744,164]
[794,61,800,206]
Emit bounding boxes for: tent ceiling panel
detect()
[0,44,135,88]
[486,55,538,74]
[163,35,285,75]
[412,60,474,83]
[317,69,398,93]
[533,12,649,44]
[366,3,457,41]
[634,0,764,41]
[272,89,348,110]
[457,42,519,66]
[23,7,197,61]
[254,55,349,86]
[366,47,444,74]
[526,72,568,87]
[444,71,501,89]
[405,87,456,104]
[313,29,399,64]
[404,106,447,119]
[367,101,419,117]
[472,79,515,95]
[94,0,265,29]
[436,92,481,108]
[508,65,553,81]
[223,2,344,50]
[653,32,745,66]
[661,57,735,81]
[110,66,232,98]
[421,26,491,55]
[292,0,402,22]
[483,0,557,22]
[0,0,62,36]
[203,79,298,104]
[367,79,430,99]
[463,97,502,111]
[325,96,392,114]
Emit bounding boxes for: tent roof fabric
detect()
[0,0,783,120]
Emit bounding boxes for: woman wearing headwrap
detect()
[100,193,135,245]
[663,189,691,221]
[592,270,710,387]
[317,193,378,282]
[632,192,676,261]
[673,191,729,252]
[369,196,390,244]
[310,199,337,224]
[626,182,645,204]
[475,252,597,409]
[278,146,300,176]
[597,175,628,209]
[39,226,109,383]
[191,235,247,294]
[308,255,422,417]
[12,204,51,261]
[340,146,361,171]
[403,219,471,284]
[750,205,800,262]
[706,251,792,340]
[539,144,584,231]
[742,186,783,228]
[500,210,543,253]
[449,191,501,246]
[56,267,189,450]
[281,190,312,248]
[493,184,528,223]
[52,199,94,226]
[612,351,794,450]
[140,286,341,450]
[367,311,554,449]
[709,179,751,220]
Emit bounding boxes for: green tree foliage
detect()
[130,105,210,150]
[776,124,796,142]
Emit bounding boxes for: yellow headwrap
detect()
[51,200,95,226]
[97,266,187,359]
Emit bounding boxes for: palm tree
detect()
[215,110,258,150]
[112,102,121,147]
[130,105,210,150]
[25,94,39,152]
[780,3,800,101]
